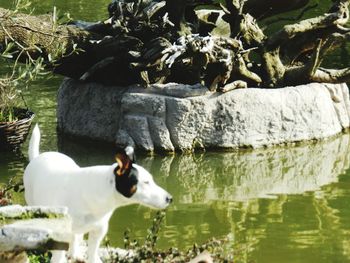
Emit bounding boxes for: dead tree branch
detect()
[311,67,350,83]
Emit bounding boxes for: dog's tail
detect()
[28,124,40,162]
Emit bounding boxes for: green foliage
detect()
[107,211,233,262]
[0,0,40,122]
[0,0,74,122]
[0,105,16,122]
[27,251,51,263]
[0,176,23,206]
[0,53,45,122]
[13,0,32,13]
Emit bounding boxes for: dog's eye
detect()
[144,181,150,185]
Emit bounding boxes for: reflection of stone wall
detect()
[139,133,350,203]
[55,129,350,253]
[58,131,350,204]
[58,79,350,152]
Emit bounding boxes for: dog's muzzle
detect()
[166,195,173,204]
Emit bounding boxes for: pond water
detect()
[1,0,350,262]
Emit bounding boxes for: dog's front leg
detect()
[87,223,108,263]
[51,250,66,263]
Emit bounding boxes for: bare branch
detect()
[267,1,350,49]
[220,80,247,92]
[311,67,350,83]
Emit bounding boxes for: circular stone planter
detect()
[57,78,350,152]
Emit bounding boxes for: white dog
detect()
[24,124,172,263]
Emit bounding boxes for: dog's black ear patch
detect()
[114,146,138,198]
[114,167,138,198]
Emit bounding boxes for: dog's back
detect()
[24,151,79,205]
[25,124,82,207]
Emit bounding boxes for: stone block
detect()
[57,79,350,152]
[0,205,71,252]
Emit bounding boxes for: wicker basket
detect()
[0,108,35,151]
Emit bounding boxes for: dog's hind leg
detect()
[68,233,84,261]
[87,221,109,263]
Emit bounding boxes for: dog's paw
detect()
[87,256,103,263]
[68,255,85,263]
[68,250,85,263]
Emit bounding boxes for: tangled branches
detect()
[70,0,350,89]
[0,0,350,90]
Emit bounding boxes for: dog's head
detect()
[114,146,172,209]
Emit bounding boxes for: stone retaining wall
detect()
[57,79,350,152]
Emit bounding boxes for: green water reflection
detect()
[1,0,350,262]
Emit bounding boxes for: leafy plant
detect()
[0,49,45,122]
[0,0,74,123]
[0,176,23,206]
[106,211,234,262]
[0,79,16,122]
[0,1,39,122]
[27,251,51,263]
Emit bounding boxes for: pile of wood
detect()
[1,0,350,90]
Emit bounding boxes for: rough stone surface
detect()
[57,79,350,152]
[0,205,68,218]
[0,205,71,252]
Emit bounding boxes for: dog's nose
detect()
[166,195,173,204]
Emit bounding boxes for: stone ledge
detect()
[0,205,71,252]
[0,205,68,219]
[57,79,350,152]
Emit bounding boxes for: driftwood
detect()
[0,0,349,90]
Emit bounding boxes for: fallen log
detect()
[0,7,101,79]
